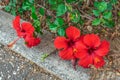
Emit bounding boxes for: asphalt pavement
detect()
[0,43,61,80]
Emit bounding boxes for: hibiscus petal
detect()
[25,36,41,48]
[17,31,25,38]
[59,48,73,60]
[83,34,101,48]
[75,40,87,50]
[95,40,110,56]
[93,56,105,68]
[54,37,68,49]
[21,22,34,35]
[66,26,80,40]
[74,40,88,59]
[75,49,88,59]
[78,55,93,68]
[13,16,21,31]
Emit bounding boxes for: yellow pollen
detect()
[94,57,100,63]
[73,48,77,53]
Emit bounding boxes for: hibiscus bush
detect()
[4,0,118,30]
[2,0,120,78]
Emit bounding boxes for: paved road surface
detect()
[0,44,61,80]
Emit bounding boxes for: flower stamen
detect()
[73,48,78,53]
[94,57,100,63]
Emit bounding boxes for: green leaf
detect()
[57,0,63,4]
[41,53,49,62]
[66,4,72,11]
[57,27,65,36]
[66,0,76,3]
[18,8,24,14]
[11,2,16,7]
[49,23,57,31]
[107,3,113,11]
[4,5,11,12]
[13,0,17,3]
[92,10,100,17]
[70,11,81,23]
[48,0,57,5]
[22,5,30,10]
[22,1,31,10]
[50,4,58,10]
[110,0,117,4]
[92,18,101,26]
[39,8,45,16]
[31,12,38,20]
[118,12,120,16]
[54,18,64,26]
[9,1,13,6]
[33,20,42,33]
[25,1,31,6]
[103,12,112,19]
[29,0,34,4]
[94,2,99,8]
[104,20,115,28]
[79,19,84,25]
[11,10,16,16]
[56,4,67,16]
[96,2,107,12]
[31,6,36,13]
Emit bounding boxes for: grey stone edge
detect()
[0,10,90,80]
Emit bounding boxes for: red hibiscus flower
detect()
[25,36,41,48]
[13,16,34,38]
[54,26,81,60]
[75,34,110,68]
[8,16,40,48]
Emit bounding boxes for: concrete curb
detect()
[0,10,90,80]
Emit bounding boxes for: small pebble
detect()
[13,71,17,75]
[0,77,2,80]
[87,26,92,32]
